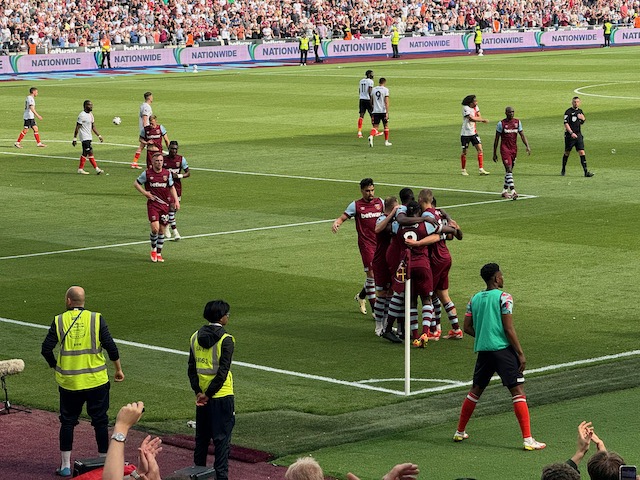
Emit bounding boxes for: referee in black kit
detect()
[561,96,594,177]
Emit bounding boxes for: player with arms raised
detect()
[72,100,105,175]
[493,106,530,199]
[134,153,180,263]
[163,141,190,240]
[357,70,374,138]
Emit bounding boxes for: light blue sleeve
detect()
[496,121,503,133]
[421,211,437,234]
[136,171,147,184]
[344,201,356,218]
[160,125,167,135]
[518,120,523,132]
[376,214,387,226]
[181,158,189,170]
[168,174,174,187]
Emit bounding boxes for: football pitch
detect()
[1,46,640,479]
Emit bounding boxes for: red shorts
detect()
[359,244,375,272]
[431,257,452,291]
[147,200,169,224]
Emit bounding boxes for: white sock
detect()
[61,451,71,469]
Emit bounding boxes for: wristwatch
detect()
[111,432,127,443]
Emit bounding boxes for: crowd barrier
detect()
[1,27,639,75]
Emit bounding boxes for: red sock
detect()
[461,154,467,169]
[34,132,41,143]
[357,118,363,131]
[17,130,26,143]
[79,156,86,169]
[512,395,531,438]
[89,156,97,168]
[478,152,484,169]
[384,128,389,140]
[133,151,141,162]
[457,392,479,432]
[370,128,377,137]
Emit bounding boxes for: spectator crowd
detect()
[2,0,640,53]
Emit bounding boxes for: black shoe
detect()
[382,331,402,343]
[585,171,594,177]
[561,170,566,176]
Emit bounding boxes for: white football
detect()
[112,116,122,125]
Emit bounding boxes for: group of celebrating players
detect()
[14,87,191,263]
[333,178,464,348]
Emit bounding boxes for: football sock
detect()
[384,128,389,141]
[88,156,97,169]
[150,232,158,249]
[562,154,569,171]
[460,153,467,169]
[478,152,484,169]
[444,301,459,329]
[457,392,479,432]
[17,130,26,143]
[512,394,532,438]
[373,292,388,336]
[60,451,71,470]
[157,234,165,254]
[433,296,442,325]
[358,287,366,300]
[410,307,419,338]
[505,172,514,190]
[387,291,405,330]
[421,303,434,334]
[79,156,86,169]
[34,132,41,143]
[369,128,377,137]
[365,277,376,309]
[133,151,141,163]
[169,211,176,228]
[580,155,588,173]
[357,117,363,132]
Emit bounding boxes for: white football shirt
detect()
[23,95,35,120]
[461,105,480,136]
[359,78,374,100]
[371,86,389,113]
[77,111,94,141]
[139,102,152,129]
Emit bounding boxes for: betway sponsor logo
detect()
[115,53,162,62]
[331,42,387,53]
[550,33,597,42]
[31,57,81,67]
[409,39,451,48]
[189,50,238,59]
[360,211,382,219]
[149,182,168,188]
[503,128,519,133]
[483,36,524,44]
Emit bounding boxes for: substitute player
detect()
[453,263,546,451]
[460,95,489,176]
[562,96,594,177]
[15,87,47,149]
[163,141,190,240]
[492,106,531,199]
[72,100,105,175]
[134,153,180,263]
[332,178,384,316]
[368,78,392,147]
[131,91,153,169]
[357,70,374,138]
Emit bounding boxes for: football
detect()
[112,116,122,125]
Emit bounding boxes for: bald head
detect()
[66,286,85,308]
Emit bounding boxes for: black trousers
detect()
[300,50,308,64]
[392,44,399,57]
[194,395,235,480]
[101,51,111,68]
[59,382,110,453]
[314,45,320,62]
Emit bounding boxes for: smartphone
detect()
[620,465,637,480]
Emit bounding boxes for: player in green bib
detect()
[453,263,546,451]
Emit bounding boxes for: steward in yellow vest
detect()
[188,299,236,480]
[603,20,613,47]
[41,286,124,476]
[313,31,322,63]
[474,25,483,55]
[391,26,400,58]
[299,35,309,65]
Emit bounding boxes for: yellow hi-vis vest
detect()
[474,28,483,44]
[299,37,309,50]
[54,310,108,391]
[391,30,399,45]
[191,330,234,398]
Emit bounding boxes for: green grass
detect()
[1,46,640,479]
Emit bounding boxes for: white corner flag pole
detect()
[404,276,411,395]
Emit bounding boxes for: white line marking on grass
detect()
[2,315,639,396]
[574,82,640,100]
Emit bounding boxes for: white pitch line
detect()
[0,148,524,197]
[2,315,638,396]
[574,82,640,100]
